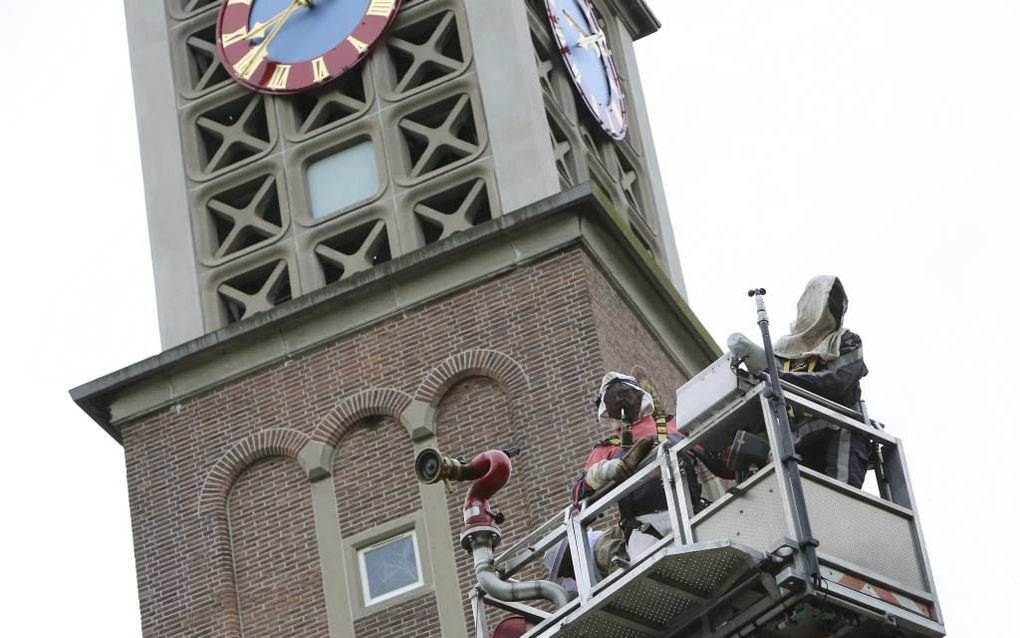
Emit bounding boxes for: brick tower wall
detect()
[120,248,688,637]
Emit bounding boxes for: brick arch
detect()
[195,428,311,638]
[310,387,414,448]
[198,428,309,518]
[414,349,529,408]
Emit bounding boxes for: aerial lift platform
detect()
[419,295,944,638]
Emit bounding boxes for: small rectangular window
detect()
[307,141,379,219]
[357,530,424,606]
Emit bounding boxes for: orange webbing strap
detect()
[781,359,796,418]
[782,358,818,418]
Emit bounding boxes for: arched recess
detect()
[427,357,542,625]
[414,349,529,413]
[310,388,414,449]
[197,428,319,637]
[332,415,421,538]
[199,429,309,515]
[228,456,330,637]
[332,414,445,636]
[312,385,475,636]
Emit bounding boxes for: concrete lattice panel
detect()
[148,0,676,339]
[165,0,500,331]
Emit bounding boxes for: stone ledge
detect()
[70,184,719,442]
[609,0,661,40]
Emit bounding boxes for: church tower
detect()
[128,0,686,348]
[72,2,719,636]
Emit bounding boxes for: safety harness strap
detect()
[655,417,669,443]
[782,358,817,373]
[783,358,818,419]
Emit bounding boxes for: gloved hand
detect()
[620,437,655,474]
[585,459,627,490]
[727,333,768,374]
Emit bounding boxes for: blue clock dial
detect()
[555,1,610,106]
[248,0,371,63]
[545,0,627,140]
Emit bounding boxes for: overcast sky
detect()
[1,1,1016,636]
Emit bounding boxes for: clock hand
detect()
[576,32,605,50]
[245,0,314,42]
[562,8,605,55]
[561,9,592,39]
[235,0,307,78]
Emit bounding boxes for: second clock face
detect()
[545,0,627,140]
[217,0,402,94]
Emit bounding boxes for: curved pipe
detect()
[418,449,570,610]
[472,539,570,609]
[462,450,511,522]
[416,448,513,543]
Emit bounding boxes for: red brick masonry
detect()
[121,249,689,637]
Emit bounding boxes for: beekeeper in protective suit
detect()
[731,275,870,488]
[573,370,728,567]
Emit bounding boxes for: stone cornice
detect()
[607,0,661,40]
[70,184,720,442]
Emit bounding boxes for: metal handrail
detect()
[472,361,942,636]
[493,508,570,567]
[776,377,865,421]
[497,525,570,580]
[489,438,700,599]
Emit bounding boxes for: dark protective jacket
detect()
[779,331,868,409]
[779,330,870,487]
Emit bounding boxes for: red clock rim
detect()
[215,0,404,95]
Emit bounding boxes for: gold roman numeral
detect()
[234,46,267,80]
[347,35,368,53]
[312,57,330,82]
[267,64,291,90]
[221,26,248,47]
[366,0,396,17]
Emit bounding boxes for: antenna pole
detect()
[748,288,819,585]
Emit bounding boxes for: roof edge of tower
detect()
[613,1,662,40]
[69,183,718,442]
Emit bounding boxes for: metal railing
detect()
[470,365,944,638]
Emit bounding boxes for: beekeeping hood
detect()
[596,372,654,421]
[773,276,849,362]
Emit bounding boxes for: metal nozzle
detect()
[415,448,453,484]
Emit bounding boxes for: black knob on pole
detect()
[747,288,767,297]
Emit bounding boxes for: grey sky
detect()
[0,1,1015,635]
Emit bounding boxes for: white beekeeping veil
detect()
[596,372,654,421]
[774,276,849,362]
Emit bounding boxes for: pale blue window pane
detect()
[307,141,378,218]
[360,532,421,603]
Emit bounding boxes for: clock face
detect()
[545,0,627,140]
[217,0,402,94]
